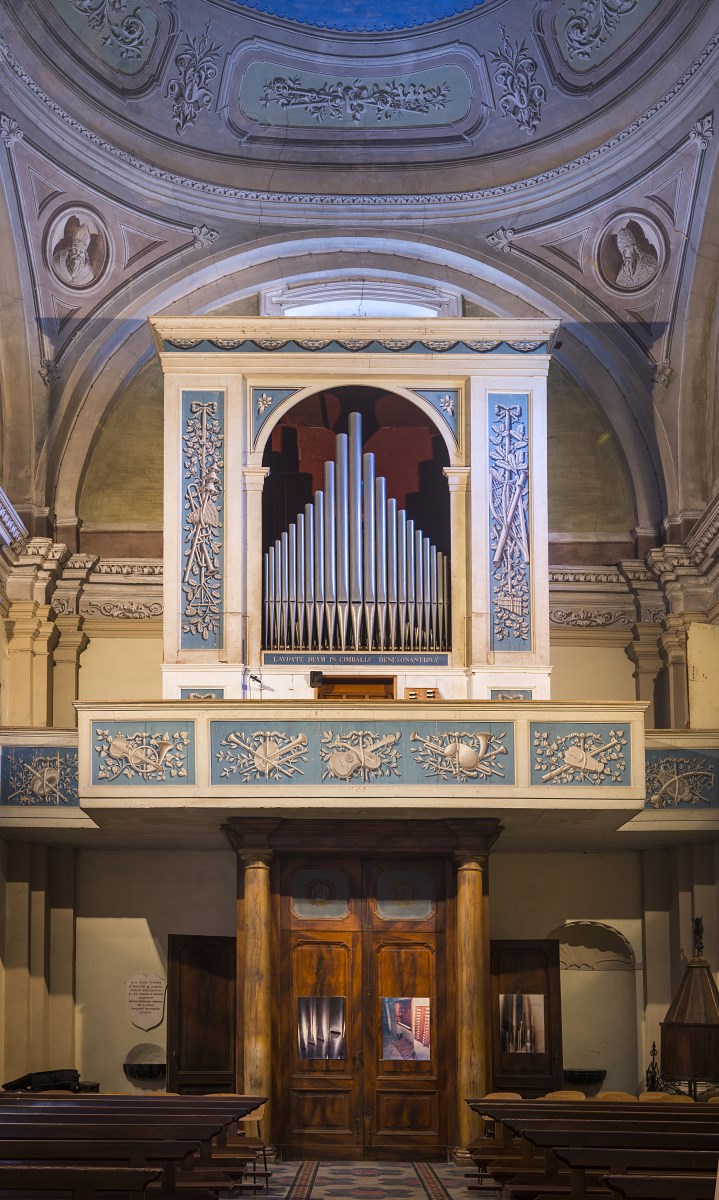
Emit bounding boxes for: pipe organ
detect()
[263,413,449,652]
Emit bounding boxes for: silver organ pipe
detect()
[264,412,449,652]
[335,433,350,651]
[387,497,398,652]
[349,412,363,651]
[406,519,415,650]
[304,502,315,648]
[314,491,325,650]
[324,460,337,649]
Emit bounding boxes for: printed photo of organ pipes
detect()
[499,992,546,1054]
[297,996,346,1059]
[381,997,431,1061]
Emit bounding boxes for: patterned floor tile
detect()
[262,1160,491,1199]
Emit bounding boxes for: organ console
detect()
[263,412,449,652]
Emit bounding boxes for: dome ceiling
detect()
[1,0,712,192]
[228,0,486,32]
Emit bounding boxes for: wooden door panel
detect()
[490,939,563,1096]
[167,934,235,1094]
[283,930,363,1153]
[366,934,443,1154]
[376,1090,439,1135]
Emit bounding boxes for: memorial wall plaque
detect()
[127,973,167,1031]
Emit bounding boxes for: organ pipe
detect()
[264,412,449,652]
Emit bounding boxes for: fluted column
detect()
[443,467,470,667]
[454,851,489,1159]
[241,849,273,1139]
[242,467,271,668]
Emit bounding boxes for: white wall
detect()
[550,643,635,702]
[78,638,163,702]
[491,852,643,1093]
[75,849,235,1092]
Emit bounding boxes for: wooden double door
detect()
[275,855,452,1159]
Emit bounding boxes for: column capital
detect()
[240,850,273,868]
[442,466,471,493]
[453,851,488,870]
[242,466,271,493]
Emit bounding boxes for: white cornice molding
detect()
[0,486,27,548]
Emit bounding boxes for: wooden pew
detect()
[554,1147,719,1200]
[604,1175,717,1199]
[0,1163,161,1200]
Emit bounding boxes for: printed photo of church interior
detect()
[1,0,719,1194]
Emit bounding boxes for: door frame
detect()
[227,817,499,1158]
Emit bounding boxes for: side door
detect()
[166,933,236,1094]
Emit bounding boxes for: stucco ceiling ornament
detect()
[652,359,673,387]
[0,113,22,147]
[166,21,221,135]
[69,0,149,62]
[486,227,515,253]
[563,0,638,62]
[38,359,60,386]
[596,213,666,294]
[1,28,717,207]
[490,24,545,135]
[259,75,451,126]
[191,224,219,249]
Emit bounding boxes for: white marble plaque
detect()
[127,973,167,1031]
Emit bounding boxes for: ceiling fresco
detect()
[225,0,486,31]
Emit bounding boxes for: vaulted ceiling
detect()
[0,0,717,555]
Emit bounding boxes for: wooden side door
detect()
[490,939,563,1096]
[277,858,364,1157]
[363,858,449,1159]
[166,933,236,1094]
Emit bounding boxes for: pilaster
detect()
[242,467,270,669]
[443,467,470,667]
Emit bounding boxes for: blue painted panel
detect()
[531,723,630,787]
[92,722,196,786]
[226,0,485,31]
[252,387,299,446]
[211,719,514,786]
[181,390,224,650]
[0,746,78,806]
[412,389,459,444]
[489,393,531,653]
[263,652,449,667]
[180,687,224,699]
[645,749,719,808]
[163,339,549,356]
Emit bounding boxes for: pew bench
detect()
[0,1163,161,1200]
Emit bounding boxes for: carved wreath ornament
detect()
[645,755,717,809]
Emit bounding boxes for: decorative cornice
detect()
[81,599,163,619]
[0,487,27,548]
[1,27,718,208]
[549,567,624,585]
[687,491,719,560]
[549,607,633,628]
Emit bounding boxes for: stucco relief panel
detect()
[219,39,492,152]
[535,0,678,93]
[486,124,709,373]
[4,136,213,371]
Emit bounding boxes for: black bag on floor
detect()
[2,1068,81,1092]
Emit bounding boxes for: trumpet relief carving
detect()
[94,728,190,782]
[216,730,309,782]
[410,730,508,781]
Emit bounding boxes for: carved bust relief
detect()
[46,207,109,290]
[596,213,666,293]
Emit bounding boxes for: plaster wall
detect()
[78,638,163,702]
[491,852,643,1093]
[550,643,636,703]
[0,614,8,726]
[74,849,236,1093]
[687,623,719,729]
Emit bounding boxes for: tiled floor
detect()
[259,1160,493,1199]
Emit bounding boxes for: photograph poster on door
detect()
[381,997,431,1061]
[297,996,346,1059]
[499,992,546,1053]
